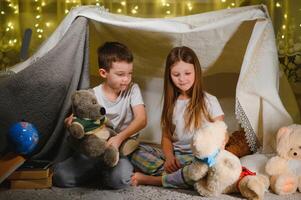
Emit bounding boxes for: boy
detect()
[53,42,147,189]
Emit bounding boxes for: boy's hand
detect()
[164,155,181,173]
[107,135,123,150]
[64,114,73,128]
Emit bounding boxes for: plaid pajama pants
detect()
[130,144,195,188]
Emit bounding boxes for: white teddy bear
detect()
[265,124,301,195]
[186,121,242,196]
[186,121,269,200]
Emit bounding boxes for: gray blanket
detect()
[0,17,89,160]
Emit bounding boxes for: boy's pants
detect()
[131,144,195,188]
[53,152,133,189]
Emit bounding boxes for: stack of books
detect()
[7,160,53,189]
[0,153,26,184]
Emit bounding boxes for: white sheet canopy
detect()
[10,5,300,154]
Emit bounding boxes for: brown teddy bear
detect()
[225,129,253,158]
[68,89,138,167]
[265,124,301,195]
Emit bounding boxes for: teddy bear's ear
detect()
[276,127,292,158]
[71,91,80,105]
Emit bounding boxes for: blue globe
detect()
[8,122,39,155]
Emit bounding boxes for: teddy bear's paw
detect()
[104,146,119,167]
[93,128,111,140]
[120,138,139,156]
[259,174,270,190]
[239,175,267,200]
[195,180,217,197]
[69,123,85,139]
[81,135,106,157]
[271,174,298,195]
[186,162,208,181]
[195,181,206,196]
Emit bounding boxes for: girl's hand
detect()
[164,155,181,173]
[107,135,123,150]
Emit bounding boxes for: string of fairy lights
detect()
[0,0,300,71]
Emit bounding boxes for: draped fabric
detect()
[1,5,299,159]
[0,17,89,159]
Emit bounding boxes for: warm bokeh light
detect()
[0,0,300,77]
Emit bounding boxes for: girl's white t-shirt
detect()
[93,83,144,134]
[172,92,224,153]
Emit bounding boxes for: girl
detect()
[130,46,225,188]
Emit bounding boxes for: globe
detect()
[8,121,39,155]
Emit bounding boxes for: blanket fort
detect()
[0,5,299,160]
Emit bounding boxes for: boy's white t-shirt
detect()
[172,92,224,153]
[93,83,144,134]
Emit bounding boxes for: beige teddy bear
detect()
[185,121,269,200]
[186,121,241,196]
[265,124,301,195]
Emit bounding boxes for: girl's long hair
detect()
[161,46,213,136]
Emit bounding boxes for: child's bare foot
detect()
[131,172,162,186]
[131,172,139,186]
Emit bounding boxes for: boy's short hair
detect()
[97,42,133,71]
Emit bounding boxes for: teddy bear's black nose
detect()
[293,152,297,156]
[100,107,106,115]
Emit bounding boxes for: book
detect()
[0,153,26,184]
[7,168,50,180]
[10,172,53,189]
[7,160,52,180]
[18,160,51,170]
